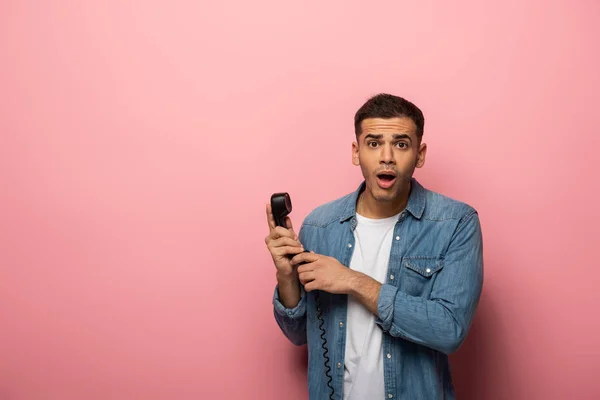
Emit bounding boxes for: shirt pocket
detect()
[398,256,444,298]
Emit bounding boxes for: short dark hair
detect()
[354,93,424,140]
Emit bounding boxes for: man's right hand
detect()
[264,203,305,278]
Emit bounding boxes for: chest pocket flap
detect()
[399,256,444,297]
[402,256,444,277]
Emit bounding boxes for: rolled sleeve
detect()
[376,283,398,331]
[272,285,308,346]
[273,285,307,319]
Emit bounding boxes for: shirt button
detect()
[348,243,352,248]
[395,236,400,240]
[389,274,394,280]
[388,394,393,398]
[337,362,342,368]
[426,268,431,273]
[387,353,391,359]
[339,322,344,327]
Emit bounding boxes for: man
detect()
[265,93,483,399]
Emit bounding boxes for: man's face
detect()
[352,117,427,203]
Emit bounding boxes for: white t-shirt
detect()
[343,211,400,400]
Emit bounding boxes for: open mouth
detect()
[376,173,397,188]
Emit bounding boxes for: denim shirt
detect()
[272,178,484,400]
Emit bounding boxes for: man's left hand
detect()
[291,251,357,294]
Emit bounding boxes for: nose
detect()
[380,143,395,164]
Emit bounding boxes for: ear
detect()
[416,142,427,168]
[352,141,360,166]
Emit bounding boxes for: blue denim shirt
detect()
[272,178,484,400]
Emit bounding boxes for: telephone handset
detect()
[270,192,292,229]
[270,192,335,400]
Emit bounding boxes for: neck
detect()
[357,182,410,219]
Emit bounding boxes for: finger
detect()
[269,236,298,247]
[290,252,307,266]
[293,253,318,268]
[297,262,313,273]
[298,271,316,285]
[304,281,318,292]
[271,226,298,240]
[274,245,306,258]
[266,203,276,230]
[268,236,303,249]
[284,216,298,239]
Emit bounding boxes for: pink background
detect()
[1,1,599,399]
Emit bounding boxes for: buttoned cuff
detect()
[273,285,307,319]
[376,283,398,331]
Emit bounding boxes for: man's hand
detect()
[265,203,305,309]
[292,251,383,315]
[292,252,358,294]
[264,203,305,277]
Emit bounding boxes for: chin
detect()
[370,187,396,201]
[371,183,405,201]
[374,193,397,202]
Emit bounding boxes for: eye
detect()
[396,142,408,149]
[367,141,379,148]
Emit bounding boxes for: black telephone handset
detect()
[270,192,335,400]
[270,192,292,230]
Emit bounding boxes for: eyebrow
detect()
[364,133,412,141]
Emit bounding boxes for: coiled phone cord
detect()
[314,290,335,400]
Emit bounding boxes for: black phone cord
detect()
[315,290,335,400]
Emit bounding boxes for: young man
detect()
[265,93,484,399]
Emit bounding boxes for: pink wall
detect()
[1,1,599,399]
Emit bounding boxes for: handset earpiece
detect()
[271,192,292,228]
